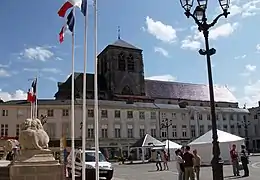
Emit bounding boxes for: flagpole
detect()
[35,76,38,119]
[30,102,33,119]
[71,7,76,180]
[93,1,99,180]
[82,1,89,180]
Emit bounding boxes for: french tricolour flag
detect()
[59,9,75,43]
[58,0,80,17]
[58,0,87,17]
[58,0,87,43]
[27,78,37,103]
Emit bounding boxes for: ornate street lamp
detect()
[161,118,172,161]
[179,0,230,180]
[237,115,250,154]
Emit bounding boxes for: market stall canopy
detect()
[189,129,244,145]
[131,134,165,148]
[188,129,245,165]
[163,140,182,149]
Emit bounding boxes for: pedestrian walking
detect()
[175,149,184,180]
[193,149,201,180]
[230,144,240,176]
[163,150,169,170]
[240,145,249,177]
[183,146,195,180]
[180,146,185,180]
[155,151,162,171]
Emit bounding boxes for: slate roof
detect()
[55,73,107,98]
[110,39,141,50]
[145,80,238,103]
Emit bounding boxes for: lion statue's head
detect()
[20,118,44,131]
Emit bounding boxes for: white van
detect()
[66,149,113,180]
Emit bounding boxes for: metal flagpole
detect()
[82,1,89,180]
[71,7,76,180]
[30,102,33,119]
[35,76,38,119]
[93,1,99,180]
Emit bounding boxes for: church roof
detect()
[110,39,141,50]
[145,80,238,103]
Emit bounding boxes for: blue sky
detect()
[0,0,260,107]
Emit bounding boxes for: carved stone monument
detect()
[0,118,64,180]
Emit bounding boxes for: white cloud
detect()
[241,0,260,17]
[239,80,260,107]
[245,64,256,72]
[0,62,11,68]
[145,16,177,43]
[240,64,256,76]
[55,57,63,61]
[145,74,177,82]
[194,23,239,41]
[256,44,260,52]
[0,69,11,77]
[181,36,201,51]
[217,0,260,18]
[23,68,38,72]
[41,68,61,74]
[183,22,238,51]
[234,54,246,59]
[20,46,54,62]
[154,47,169,57]
[23,68,61,74]
[0,89,27,101]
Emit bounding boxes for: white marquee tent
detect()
[188,130,245,165]
[131,134,165,163]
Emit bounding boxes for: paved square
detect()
[112,156,260,180]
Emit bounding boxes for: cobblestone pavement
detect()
[112,156,260,180]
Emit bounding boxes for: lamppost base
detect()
[211,159,224,180]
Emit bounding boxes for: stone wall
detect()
[9,164,64,180]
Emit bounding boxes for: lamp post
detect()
[239,115,250,154]
[179,0,230,180]
[161,118,172,161]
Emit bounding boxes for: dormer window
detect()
[127,54,135,72]
[118,52,125,71]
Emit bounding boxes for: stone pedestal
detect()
[1,150,65,180]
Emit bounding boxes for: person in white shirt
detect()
[175,149,184,180]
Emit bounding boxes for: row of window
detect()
[1,108,246,124]
[47,109,157,119]
[44,122,157,139]
[86,128,156,139]
[191,113,245,121]
[0,124,20,137]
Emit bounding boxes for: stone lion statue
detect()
[19,118,49,150]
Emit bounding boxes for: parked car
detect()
[66,148,113,180]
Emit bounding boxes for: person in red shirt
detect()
[230,144,240,176]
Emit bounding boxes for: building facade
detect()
[0,99,249,157]
[0,38,251,157]
[248,102,260,151]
